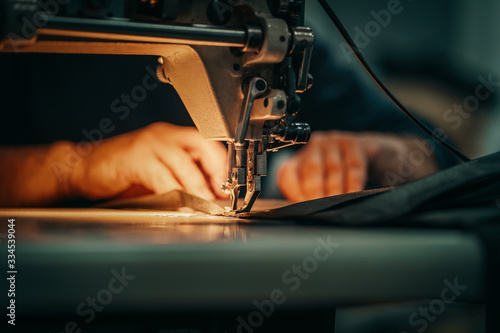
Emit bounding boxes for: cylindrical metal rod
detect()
[38,16,252,47]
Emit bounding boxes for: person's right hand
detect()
[67,122,228,201]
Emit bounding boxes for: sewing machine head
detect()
[0,0,313,213]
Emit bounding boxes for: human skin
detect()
[277,131,440,202]
[0,122,228,207]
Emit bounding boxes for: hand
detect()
[68,122,228,201]
[277,131,439,202]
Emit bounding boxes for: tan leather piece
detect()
[97,189,227,216]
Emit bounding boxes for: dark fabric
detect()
[241,188,390,219]
[246,151,500,227]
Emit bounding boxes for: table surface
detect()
[0,206,485,317]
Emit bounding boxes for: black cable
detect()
[317,0,471,162]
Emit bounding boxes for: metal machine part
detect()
[0,0,313,213]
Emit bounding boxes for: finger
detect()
[299,141,325,200]
[154,144,215,200]
[324,134,344,196]
[144,124,226,198]
[340,135,368,193]
[277,157,306,202]
[162,126,228,198]
[133,158,183,195]
[193,140,228,199]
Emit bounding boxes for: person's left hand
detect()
[276,130,437,202]
[277,131,372,202]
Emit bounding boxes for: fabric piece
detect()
[97,190,227,215]
[244,151,500,227]
[241,188,390,219]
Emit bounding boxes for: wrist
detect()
[46,140,81,202]
[368,134,439,186]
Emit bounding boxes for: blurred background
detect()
[307,0,500,158]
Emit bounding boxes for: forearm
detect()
[0,141,77,207]
[369,134,440,187]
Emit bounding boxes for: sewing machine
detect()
[0,0,313,213]
[0,3,492,332]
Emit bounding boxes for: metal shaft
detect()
[38,16,251,47]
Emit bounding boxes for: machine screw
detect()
[256,79,266,91]
[156,64,171,84]
[277,100,286,109]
